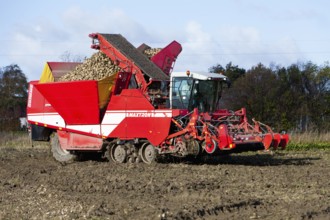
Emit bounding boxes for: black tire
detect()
[50,132,76,163]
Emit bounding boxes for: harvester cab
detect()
[170,71,230,113]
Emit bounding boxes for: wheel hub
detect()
[110,145,127,163]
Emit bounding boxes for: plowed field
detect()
[0,144,329,219]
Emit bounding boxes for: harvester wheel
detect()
[50,132,76,163]
[202,139,217,154]
[139,143,157,164]
[187,140,201,157]
[110,145,127,163]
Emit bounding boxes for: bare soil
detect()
[0,144,329,220]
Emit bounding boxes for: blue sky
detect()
[1,0,329,80]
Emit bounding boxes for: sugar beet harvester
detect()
[27,33,289,164]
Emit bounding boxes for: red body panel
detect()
[151,41,182,75]
[218,124,234,149]
[28,81,56,114]
[107,89,155,110]
[272,133,282,149]
[109,117,171,146]
[105,89,172,145]
[113,72,132,95]
[34,81,100,125]
[279,134,289,149]
[57,130,103,150]
[27,81,66,130]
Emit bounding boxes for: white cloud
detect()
[170,23,303,72]
[4,6,153,81]
[3,15,76,80]
[210,26,304,69]
[174,21,219,72]
[61,7,151,43]
[174,24,271,71]
[2,3,325,81]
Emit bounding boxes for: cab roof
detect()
[171,71,228,81]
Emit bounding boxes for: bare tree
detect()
[60,51,86,62]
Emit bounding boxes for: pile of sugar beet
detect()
[59,48,161,81]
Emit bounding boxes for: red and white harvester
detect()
[27,33,289,163]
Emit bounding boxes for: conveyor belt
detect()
[99,34,169,81]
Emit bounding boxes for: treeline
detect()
[0,64,28,131]
[210,62,330,132]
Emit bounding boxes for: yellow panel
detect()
[98,74,118,109]
[39,63,54,83]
